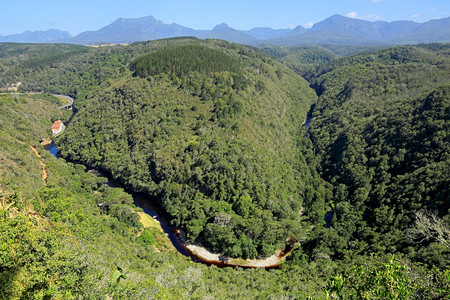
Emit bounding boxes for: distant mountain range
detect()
[1,14,449,45]
[0,29,72,43]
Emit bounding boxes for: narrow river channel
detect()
[44,141,286,268]
[45,142,204,262]
[44,96,303,268]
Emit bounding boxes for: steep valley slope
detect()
[1,40,449,299]
[56,39,320,258]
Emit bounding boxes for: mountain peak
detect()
[112,16,158,25]
[2,14,449,46]
[202,23,257,43]
[325,14,354,21]
[213,23,231,31]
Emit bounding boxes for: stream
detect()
[305,115,313,130]
[45,141,285,268]
[45,143,202,263]
[43,98,305,268]
[44,142,58,158]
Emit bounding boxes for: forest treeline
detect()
[0,40,449,298]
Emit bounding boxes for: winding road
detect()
[9,92,74,109]
[55,94,74,109]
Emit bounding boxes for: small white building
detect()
[51,120,64,136]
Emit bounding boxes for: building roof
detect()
[51,120,62,131]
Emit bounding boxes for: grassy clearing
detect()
[137,211,163,232]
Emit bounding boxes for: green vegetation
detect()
[325,256,450,299]
[0,94,170,298]
[0,93,71,195]
[138,228,156,245]
[303,44,450,268]
[57,39,318,259]
[0,42,131,105]
[0,93,337,299]
[259,45,340,75]
[279,47,338,75]
[0,40,449,298]
[130,44,241,77]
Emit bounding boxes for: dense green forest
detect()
[259,45,340,75]
[1,40,449,298]
[303,45,450,269]
[0,93,328,299]
[129,44,242,77]
[57,40,319,258]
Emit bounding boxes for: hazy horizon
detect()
[1,0,449,36]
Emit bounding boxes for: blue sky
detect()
[1,0,449,36]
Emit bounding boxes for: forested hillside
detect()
[56,40,320,258]
[5,92,440,300]
[0,93,166,298]
[0,43,128,103]
[0,93,328,299]
[304,44,450,268]
[1,40,449,299]
[259,45,340,75]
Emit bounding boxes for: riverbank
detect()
[40,93,294,269]
[177,229,292,268]
[46,139,293,268]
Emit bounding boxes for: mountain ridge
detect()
[0,29,72,43]
[1,15,449,45]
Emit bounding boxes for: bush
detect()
[138,228,155,246]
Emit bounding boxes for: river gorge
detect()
[44,141,292,269]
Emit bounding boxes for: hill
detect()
[0,42,129,101]
[0,93,172,298]
[303,44,450,267]
[278,46,340,75]
[0,40,449,299]
[56,39,319,258]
